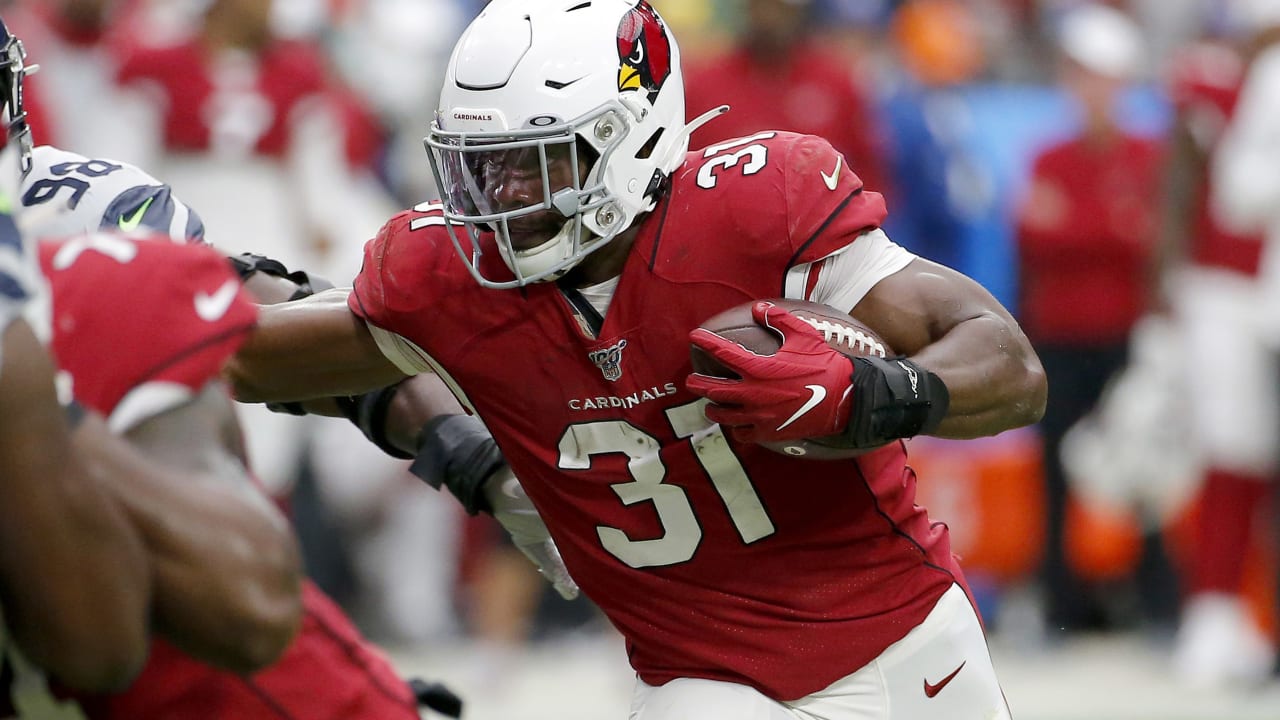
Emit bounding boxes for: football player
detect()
[227,2,1047,718]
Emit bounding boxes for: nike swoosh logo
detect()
[776,384,827,432]
[820,155,842,191]
[117,196,155,232]
[923,661,966,698]
[194,279,240,322]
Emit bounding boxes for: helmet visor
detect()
[430,131,588,226]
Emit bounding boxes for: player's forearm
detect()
[228,289,406,402]
[911,312,1046,439]
[1,425,154,691]
[94,440,303,673]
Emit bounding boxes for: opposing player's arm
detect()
[117,381,303,674]
[0,319,151,692]
[227,287,408,402]
[851,257,1047,438]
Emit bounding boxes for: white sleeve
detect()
[784,228,916,312]
[365,322,433,375]
[1212,46,1280,234]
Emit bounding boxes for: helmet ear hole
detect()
[634,128,664,160]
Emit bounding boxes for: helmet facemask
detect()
[0,24,36,174]
[425,0,694,289]
[426,101,648,288]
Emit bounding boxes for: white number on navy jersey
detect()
[695,132,775,190]
[21,160,123,211]
[559,399,774,568]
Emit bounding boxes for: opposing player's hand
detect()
[483,468,580,601]
[686,301,854,442]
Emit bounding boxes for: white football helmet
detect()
[426,0,709,288]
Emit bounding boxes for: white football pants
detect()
[629,584,1009,720]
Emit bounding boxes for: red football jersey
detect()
[29,235,419,720]
[352,132,966,700]
[77,585,419,720]
[1168,41,1263,276]
[39,233,257,423]
[116,39,379,167]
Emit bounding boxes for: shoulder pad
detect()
[24,146,205,243]
[41,235,256,417]
[670,132,886,267]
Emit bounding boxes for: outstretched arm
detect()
[227,287,409,402]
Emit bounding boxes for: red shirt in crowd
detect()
[1168,41,1263,276]
[683,44,888,196]
[1017,133,1162,345]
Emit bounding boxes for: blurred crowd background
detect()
[9,0,1280,705]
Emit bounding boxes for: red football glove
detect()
[686,301,854,443]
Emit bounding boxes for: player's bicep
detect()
[851,257,1016,357]
[227,287,407,402]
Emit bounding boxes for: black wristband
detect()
[226,252,334,301]
[835,356,949,449]
[408,677,463,718]
[408,414,503,515]
[337,384,413,460]
[265,401,308,416]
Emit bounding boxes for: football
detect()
[691,298,894,460]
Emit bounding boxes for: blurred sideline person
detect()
[227,2,1046,718]
[1158,1,1279,687]
[113,0,399,498]
[682,0,888,196]
[1200,0,1280,685]
[1015,4,1174,635]
[5,0,157,162]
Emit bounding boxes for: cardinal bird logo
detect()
[616,2,672,103]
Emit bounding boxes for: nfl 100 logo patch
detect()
[588,339,628,381]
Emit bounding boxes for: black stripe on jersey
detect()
[782,187,864,293]
[646,193,674,272]
[239,678,295,719]
[853,444,959,584]
[558,281,604,336]
[227,607,420,717]
[127,321,257,397]
[308,607,422,712]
